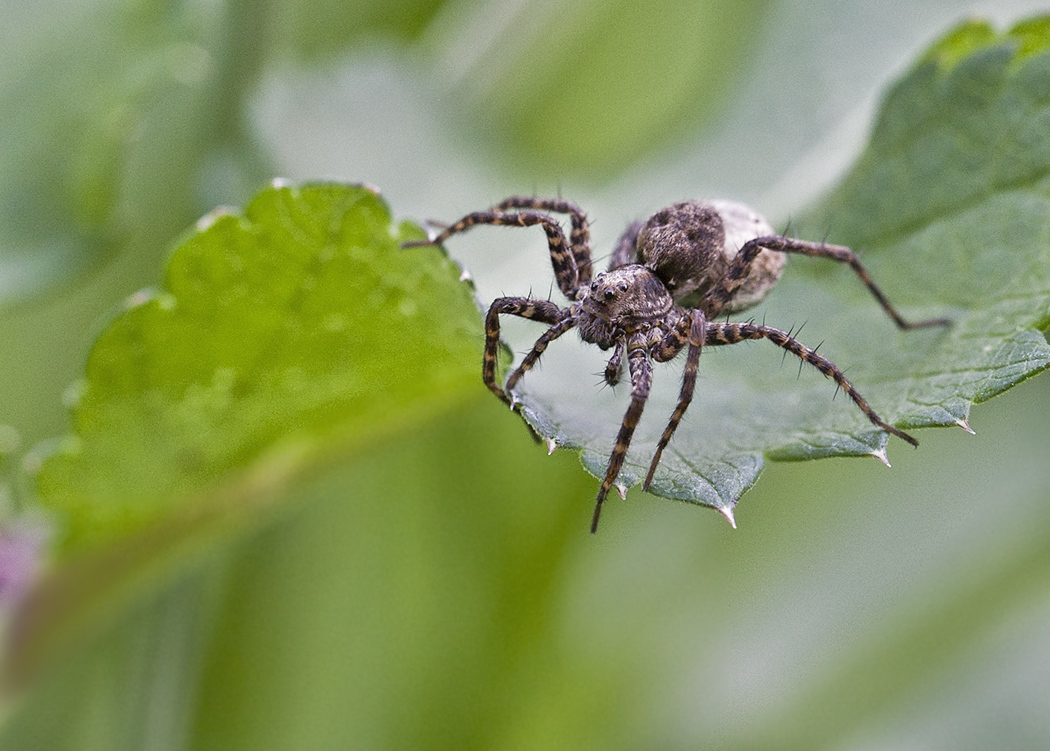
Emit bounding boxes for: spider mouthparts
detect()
[545,437,557,455]
[954,418,976,434]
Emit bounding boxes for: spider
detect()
[406,197,950,532]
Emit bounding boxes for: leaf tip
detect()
[954,418,976,434]
[716,504,737,529]
[195,205,234,232]
[121,287,158,311]
[545,437,557,455]
[870,446,892,468]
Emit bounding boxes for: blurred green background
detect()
[2,0,1050,749]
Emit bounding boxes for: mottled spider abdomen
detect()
[636,200,786,314]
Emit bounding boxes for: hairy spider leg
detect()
[405,210,582,298]
[504,317,577,394]
[494,197,594,286]
[483,297,564,404]
[710,236,952,329]
[644,309,708,490]
[607,220,644,271]
[592,339,653,533]
[706,321,919,446]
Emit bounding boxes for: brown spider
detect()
[406,197,950,532]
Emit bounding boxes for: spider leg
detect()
[608,220,643,270]
[504,317,577,394]
[644,309,707,490]
[714,236,951,329]
[484,297,565,404]
[494,196,594,285]
[706,321,918,446]
[592,342,652,533]
[404,209,581,299]
[603,340,625,386]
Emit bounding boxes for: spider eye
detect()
[604,289,616,301]
[618,282,628,292]
[590,281,598,291]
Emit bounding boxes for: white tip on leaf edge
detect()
[718,505,737,529]
[870,446,891,467]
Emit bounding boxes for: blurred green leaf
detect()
[444,0,771,178]
[275,0,448,57]
[7,183,480,685]
[0,0,269,305]
[499,17,1050,520]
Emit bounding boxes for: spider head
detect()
[583,266,673,323]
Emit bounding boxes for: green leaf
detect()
[274,0,448,58]
[9,183,479,684]
[500,18,1050,521]
[37,182,479,552]
[444,0,772,178]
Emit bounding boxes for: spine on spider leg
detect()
[401,209,581,293]
[492,196,594,284]
[706,321,919,447]
[482,304,513,405]
[482,297,563,404]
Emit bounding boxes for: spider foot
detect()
[590,497,605,534]
[898,315,953,330]
[589,479,629,533]
[642,458,661,492]
[884,424,918,447]
[401,219,455,249]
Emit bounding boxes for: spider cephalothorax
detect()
[406,197,949,531]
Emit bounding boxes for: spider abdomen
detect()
[636,199,785,314]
